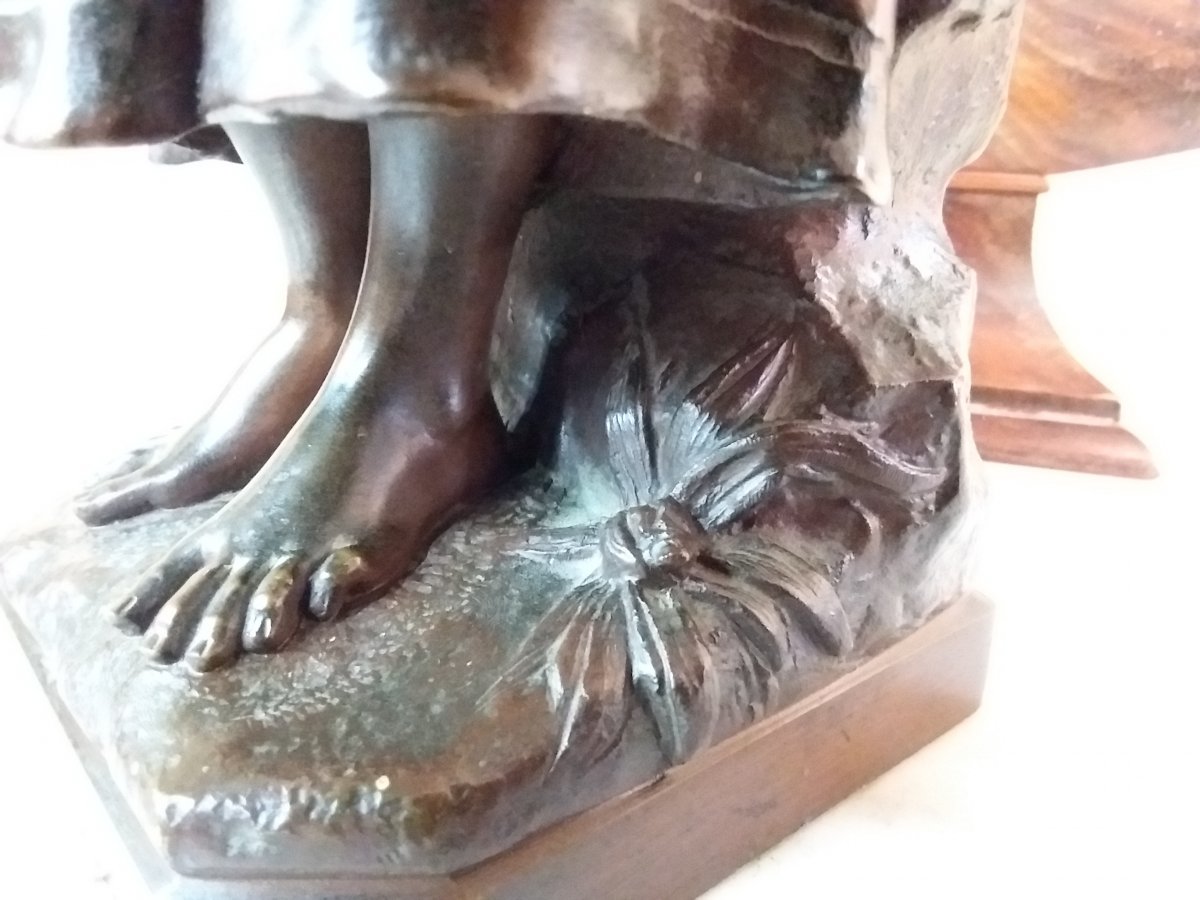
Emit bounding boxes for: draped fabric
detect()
[0,0,896,197]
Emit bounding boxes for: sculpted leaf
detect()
[491,322,951,767]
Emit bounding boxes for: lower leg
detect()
[112,114,555,670]
[76,119,370,525]
[339,115,554,423]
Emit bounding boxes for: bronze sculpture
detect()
[0,1,1024,895]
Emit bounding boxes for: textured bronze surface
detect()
[0,0,899,199]
[0,175,993,873]
[0,489,960,880]
[2,574,993,897]
[0,0,1022,891]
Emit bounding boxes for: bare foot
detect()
[107,362,507,671]
[78,117,372,525]
[105,113,548,670]
[75,308,348,525]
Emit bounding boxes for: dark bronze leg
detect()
[75,119,370,525]
[107,114,554,671]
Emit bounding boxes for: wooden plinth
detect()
[10,592,993,900]
[948,174,1157,479]
[949,0,1200,480]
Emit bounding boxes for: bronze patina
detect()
[0,1,1023,894]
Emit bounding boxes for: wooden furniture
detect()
[954,0,1200,478]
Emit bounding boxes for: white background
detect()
[0,145,1196,899]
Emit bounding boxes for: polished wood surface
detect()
[958,0,1197,477]
[975,0,1200,174]
[949,178,1157,478]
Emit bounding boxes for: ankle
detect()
[374,376,498,436]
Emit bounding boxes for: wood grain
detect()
[972,414,1159,479]
[973,0,1200,174]
[954,0,1195,477]
[948,181,1157,478]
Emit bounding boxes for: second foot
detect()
[75,310,348,526]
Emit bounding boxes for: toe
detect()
[107,546,204,634]
[307,546,375,622]
[184,559,258,673]
[142,564,229,664]
[243,557,305,654]
[76,470,161,526]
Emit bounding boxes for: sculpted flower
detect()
[488,328,946,769]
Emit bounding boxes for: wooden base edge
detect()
[6,594,994,900]
[972,411,1158,480]
[948,175,1160,481]
[464,595,994,900]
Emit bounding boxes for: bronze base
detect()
[2,510,991,899]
